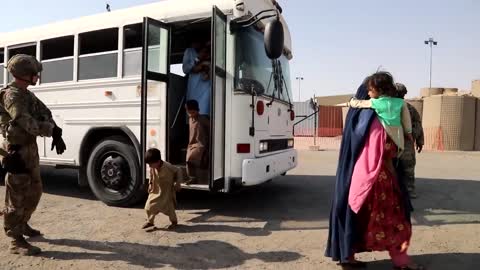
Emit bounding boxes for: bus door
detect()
[210,6,227,191]
[140,17,171,184]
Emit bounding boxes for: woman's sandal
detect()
[338,260,367,269]
[393,264,426,270]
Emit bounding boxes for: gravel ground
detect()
[0,150,478,269]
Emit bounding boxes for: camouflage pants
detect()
[2,143,42,239]
[399,143,416,193]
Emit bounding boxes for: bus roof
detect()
[0,0,292,56]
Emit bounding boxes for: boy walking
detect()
[143,148,183,230]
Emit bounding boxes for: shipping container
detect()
[318,105,343,137]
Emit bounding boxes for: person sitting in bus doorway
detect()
[182,36,211,117]
[143,148,183,231]
[1,54,66,256]
[184,100,210,185]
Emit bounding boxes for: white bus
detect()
[0,0,297,206]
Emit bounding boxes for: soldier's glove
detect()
[416,144,423,154]
[52,124,62,139]
[2,145,28,174]
[51,125,66,155]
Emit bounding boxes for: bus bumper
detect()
[241,149,297,186]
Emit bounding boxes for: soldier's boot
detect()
[9,236,41,256]
[23,224,42,237]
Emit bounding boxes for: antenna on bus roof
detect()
[106,2,111,12]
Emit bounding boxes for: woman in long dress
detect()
[325,72,425,270]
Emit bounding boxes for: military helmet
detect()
[395,83,408,97]
[6,54,42,78]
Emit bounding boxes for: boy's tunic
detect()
[145,162,182,223]
[186,115,210,182]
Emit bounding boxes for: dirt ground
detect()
[0,150,479,270]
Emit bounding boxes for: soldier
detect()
[396,83,424,199]
[0,54,66,255]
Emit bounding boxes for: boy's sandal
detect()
[141,222,154,229]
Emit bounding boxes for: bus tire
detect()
[86,137,145,207]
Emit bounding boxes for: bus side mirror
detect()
[264,18,284,59]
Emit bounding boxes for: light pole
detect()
[424,37,438,89]
[296,76,304,102]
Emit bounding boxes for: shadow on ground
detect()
[14,167,480,231]
[41,168,96,201]
[365,253,480,270]
[175,175,480,230]
[30,237,302,269]
[147,223,272,236]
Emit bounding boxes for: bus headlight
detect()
[259,142,269,152]
[288,139,294,148]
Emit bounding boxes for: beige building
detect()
[315,94,353,106]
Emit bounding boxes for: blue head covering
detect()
[324,83,375,262]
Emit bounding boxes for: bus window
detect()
[0,48,4,87]
[40,36,74,84]
[7,44,36,82]
[123,23,142,77]
[78,28,118,80]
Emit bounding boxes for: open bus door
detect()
[140,17,171,186]
[210,6,227,191]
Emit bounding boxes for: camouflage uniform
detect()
[0,54,65,255]
[396,84,424,197]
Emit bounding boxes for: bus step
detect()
[180,183,209,191]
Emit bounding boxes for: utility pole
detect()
[424,37,438,89]
[296,76,304,102]
[313,95,317,146]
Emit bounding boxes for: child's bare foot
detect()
[142,222,154,229]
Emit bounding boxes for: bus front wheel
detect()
[86,137,145,207]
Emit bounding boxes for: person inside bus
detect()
[182,36,211,117]
[184,100,210,185]
[198,43,211,81]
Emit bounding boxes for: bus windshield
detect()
[235,27,293,103]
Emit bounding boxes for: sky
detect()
[1,0,479,100]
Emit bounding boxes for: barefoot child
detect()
[143,148,183,230]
